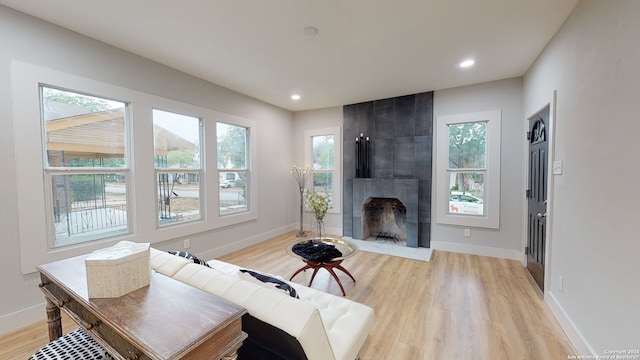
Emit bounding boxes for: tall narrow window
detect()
[153,109,202,226]
[217,122,249,215]
[447,121,486,216]
[311,135,335,201]
[305,127,342,213]
[436,110,500,229]
[41,86,129,247]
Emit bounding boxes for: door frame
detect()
[522,90,557,294]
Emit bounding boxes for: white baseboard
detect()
[200,224,297,260]
[545,291,595,356]
[0,303,45,336]
[430,240,521,260]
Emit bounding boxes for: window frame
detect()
[40,85,133,247]
[435,110,501,229]
[216,121,252,218]
[152,108,204,228]
[304,127,341,214]
[11,61,257,274]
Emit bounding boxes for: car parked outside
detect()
[219,180,235,188]
[449,191,484,215]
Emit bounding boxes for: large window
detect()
[217,122,249,215]
[305,127,341,213]
[436,110,501,228]
[153,109,202,226]
[41,86,130,247]
[12,61,258,274]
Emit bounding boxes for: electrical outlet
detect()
[558,274,564,292]
[183,238,191,249]
[464,229,471,237]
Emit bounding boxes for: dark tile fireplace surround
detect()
[343,92,433,248]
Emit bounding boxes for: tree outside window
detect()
[217,122,249,215]
[153,109,202,226]
[304,127,341,215]
[312,135,334,201]
[436,110,500,229]
[447,121,486,215]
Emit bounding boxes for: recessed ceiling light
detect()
[291,94,301,100]
[459,59,475,68]
[303,26,319,36]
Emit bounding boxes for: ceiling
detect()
[1,0,578,112]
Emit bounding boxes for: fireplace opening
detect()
[362,197,407,245]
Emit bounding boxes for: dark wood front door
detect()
[527,105,549,291]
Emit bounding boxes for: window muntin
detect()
[217,122,249,215]
[41,86,130,247]
[153,110,203,226]
[447,121,487,216]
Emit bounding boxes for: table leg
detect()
[325,267,347,296]
[45,297,62,341]
[289,263,314,281]
[222,350,238,360]
[333,264,357,283]
[221,338,244,360]
[308,266,322,286]
[290,262,324,287]
[290,260,357,296]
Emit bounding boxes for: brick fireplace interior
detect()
[362,198,407,244]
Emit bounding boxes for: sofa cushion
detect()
[239,269,299,298]
[207,259,375,360]
[168,250,211,267]
[148,246,374,360]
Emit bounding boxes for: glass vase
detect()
[314,218,325,241]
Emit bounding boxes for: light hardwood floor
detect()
[1,231,576,359]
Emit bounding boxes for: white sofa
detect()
[148,247,375,360]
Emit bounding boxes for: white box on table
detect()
[85,242,150,298]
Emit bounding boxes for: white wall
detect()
[293,82,527,260]
[431,78,525,260]
[292,107,344,235]
[523,0,640,354]
[5,1,639,351]
[0,5,294,334]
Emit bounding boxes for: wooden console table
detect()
[37,254,247,360]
